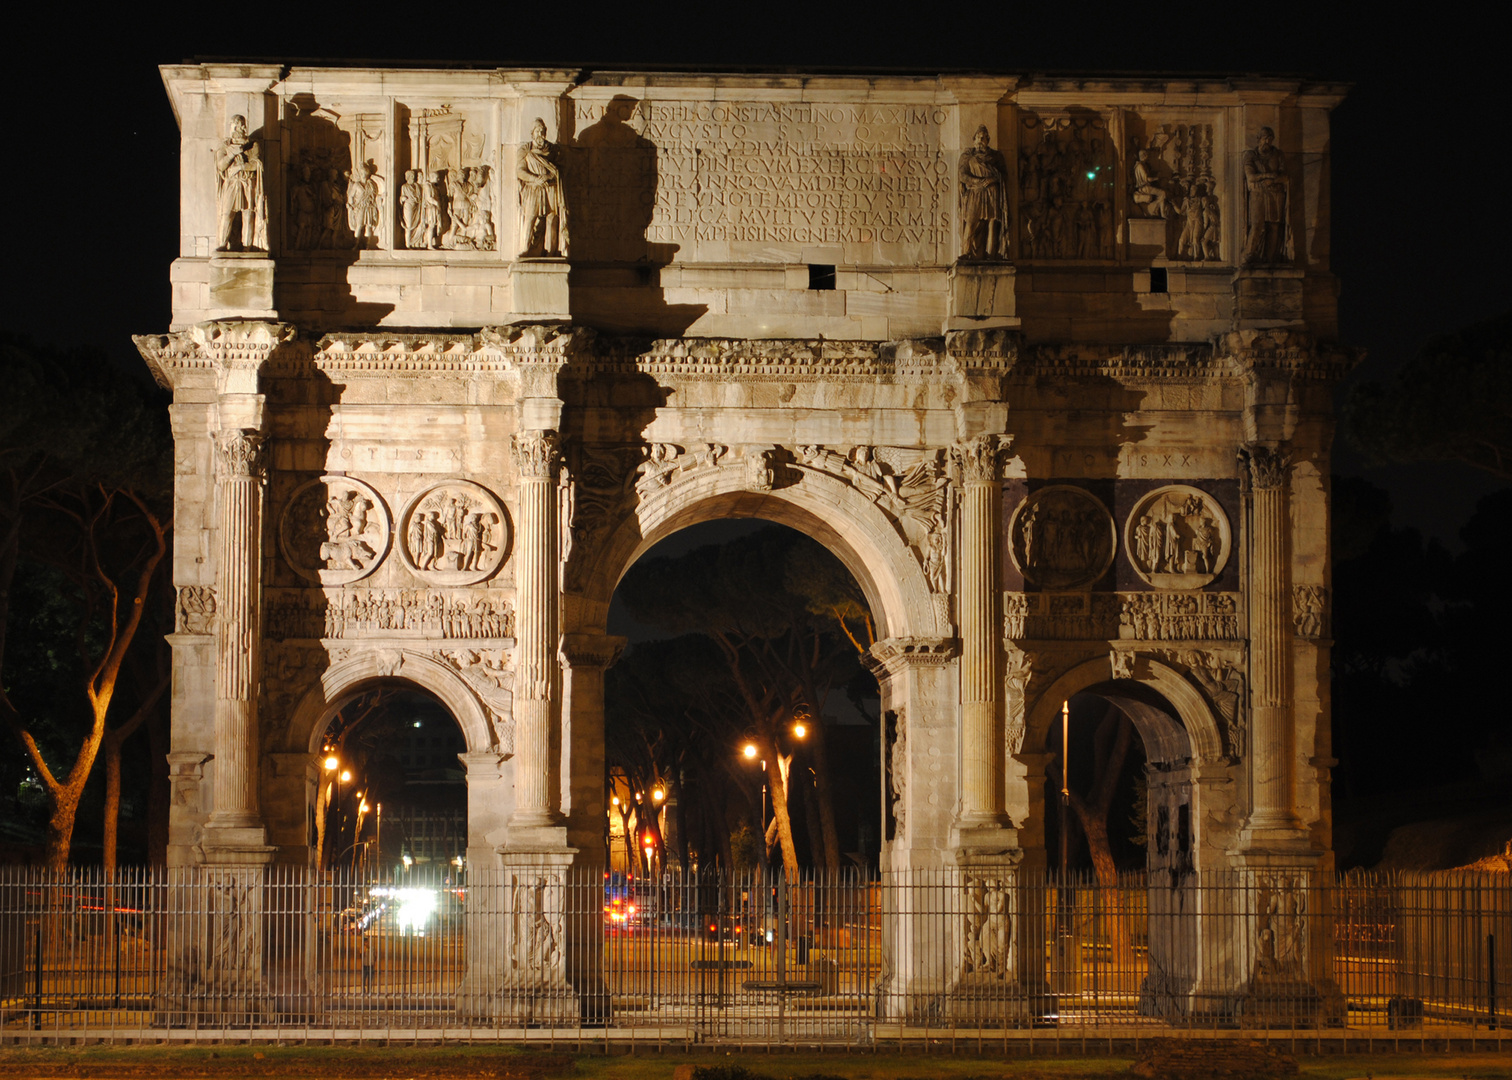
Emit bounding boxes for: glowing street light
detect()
[652,788,665,803]
[340,770,352,783]
[742,743,758,760]
[324,755,339,771]
[792,722,807,740]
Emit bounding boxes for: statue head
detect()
[228,114,248,141]
[973,124,990,149]
[530,117,549,145]
[1257,126,1275,150]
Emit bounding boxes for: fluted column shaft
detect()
[956,436,1007,825]
[210,430,264,828]
[510,431,562,829]
[1244,445,1299,835]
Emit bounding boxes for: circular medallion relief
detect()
[279,476,392,585]
[1008,485,1117,589]
[1123,485,1231,589]
[398,480,511,586]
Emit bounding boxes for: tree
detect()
[615,528,871,875]
[0,336,172,871]
[1345,310,1512,481]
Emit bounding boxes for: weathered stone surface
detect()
[139,61,1354,1016]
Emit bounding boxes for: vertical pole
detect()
[509,430,561,831]
[956,435,1007,827]
[1490,933,1498,1031]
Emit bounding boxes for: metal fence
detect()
[1,865,1506,1046]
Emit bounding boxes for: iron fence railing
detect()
[1,865,1506,1045]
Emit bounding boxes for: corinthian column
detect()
[1241,443,1301,839]
[509,430,563,832]
[955,434,1011,833]
[204,429,271,853]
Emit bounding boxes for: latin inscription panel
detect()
[570,97,952,264]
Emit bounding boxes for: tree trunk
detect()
[102,733,122,875]
[804,720,843,871]
[768,753,800,879]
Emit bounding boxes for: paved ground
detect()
[0,1046,1508,1080]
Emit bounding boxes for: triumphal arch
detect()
[136,63,1353,1020]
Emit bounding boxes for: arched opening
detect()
[602,519,882,881]
[312,687,468,882]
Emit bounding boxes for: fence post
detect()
[1490,933,1498,1031]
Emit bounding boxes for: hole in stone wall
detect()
[808,264,836,291]
[1148,267,1168,293]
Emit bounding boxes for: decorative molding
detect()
[952,434,1012,483]
[867,636,960,675]
[1240,444,1291,491]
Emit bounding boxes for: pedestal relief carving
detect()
[958,125,1009,260]
[1008,485,1116,589]
[1292,585,1326,639]
[279,476,391,585]
[1018,113,1114,260]
[1124,485,1231,589]
[517,118,568,258]
[215,115,267,252]
[398,480,510,586]
[177,586,218,635]
[962,876,1011,978]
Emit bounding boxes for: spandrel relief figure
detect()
[345,161,382,249]
[214,114,267,252]
[400,170,423,248]
[1242,126,1292,265]
[517,118,568,258]
[958,124,1008,260]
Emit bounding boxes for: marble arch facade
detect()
[137,63,1354,1015]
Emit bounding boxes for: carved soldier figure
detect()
[1177,180,1206,260]
[1131,146,1168,219]
[1242,126,1292,265]
[319,167,345,248]
[290,163,319,249]
[517,117,568,258]
[214,115,267,251]
[473,165,495,250]
[400,170,423,248]
[957,124,1008,260]
[420,170,443,249]
[345,161,381,248]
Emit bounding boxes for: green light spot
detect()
[1086,171,1096,180]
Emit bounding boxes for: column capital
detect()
[511,429,561,480]
[191,319,297,395]
[560,632,627,670]
[950,433,1013,482]
[865,636,959,677]
[213,429,265,479]
[1239,442,1291,490]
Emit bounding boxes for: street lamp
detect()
[1060,700,1070,878]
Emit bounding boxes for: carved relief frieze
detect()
[1008,485,1116,590]
[1292,585,1327,639]
[1005,591,1123,640]
[176,585,217,635]
[1125,485,1232,589]
[1128,121,1220,262]
[279,476,391,585]
[398,480,510,586]
[1117,591,1239,642]
[400,106,496,252]
[263,587,514,641]
[285,102,387,251]
[1018,112,1115,260]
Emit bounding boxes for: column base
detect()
[1232,266,1304,328]
[200,823,275,865]
[510,259,570,321]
